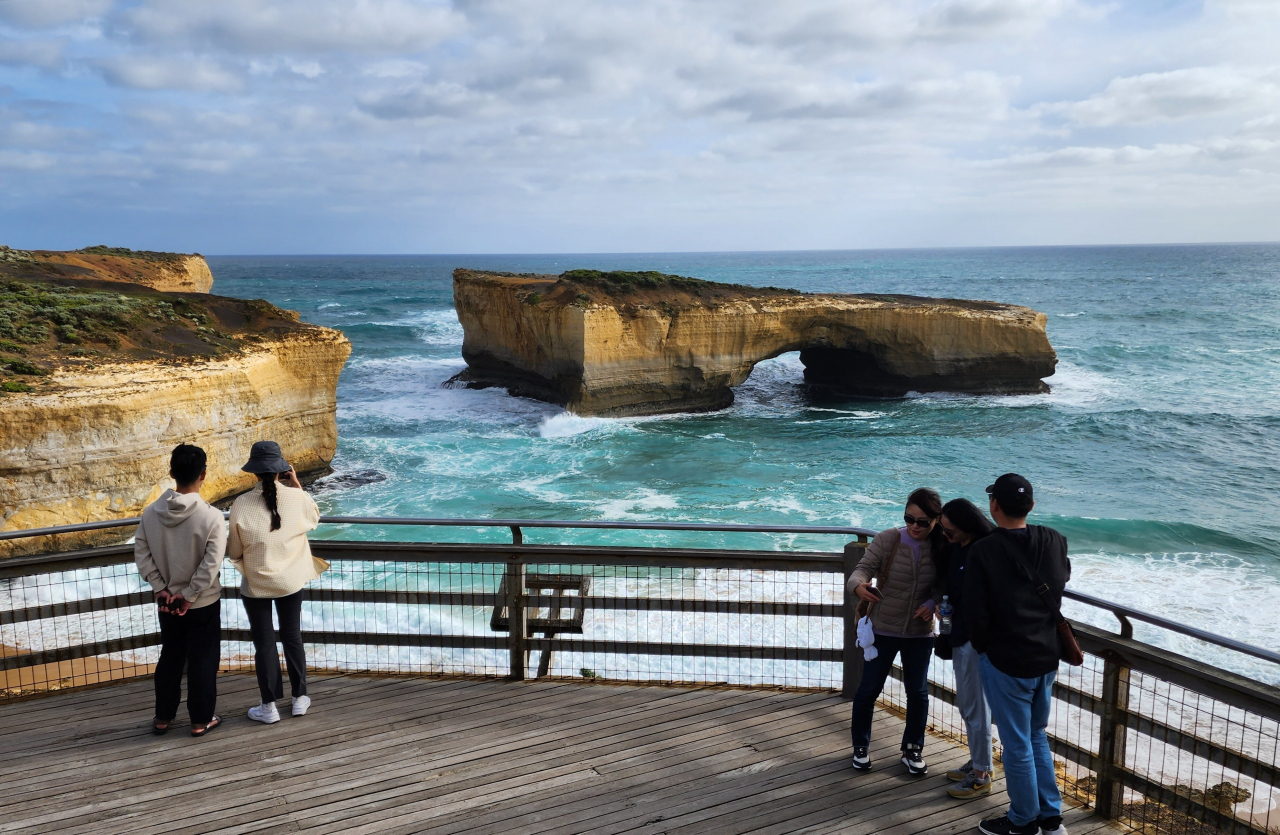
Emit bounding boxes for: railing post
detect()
[842,539,866,699]
[1096,651,1131,819]
[506,557,527,681]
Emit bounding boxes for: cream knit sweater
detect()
[228,483,321,599]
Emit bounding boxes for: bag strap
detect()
[875,528,901,592]
[1000,528,1066,625]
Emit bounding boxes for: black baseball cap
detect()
[986,473,1033,504]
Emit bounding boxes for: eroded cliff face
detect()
[3,246,214,293]
[0,328,351,556]
[452,269,1057,416]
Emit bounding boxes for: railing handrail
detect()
[1064,589,1280,667]
[3,514,1277,668]
[0,515,880,541]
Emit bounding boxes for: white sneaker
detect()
[248,702,280,724]
[1039,817,1067,835]
[292,695,311,717]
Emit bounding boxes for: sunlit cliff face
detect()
[450,270,1055,417]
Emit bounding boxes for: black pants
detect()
[155,601,221,724]
[242,590,307,705]
[850,634,935,751]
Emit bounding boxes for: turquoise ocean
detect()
[209,245,1280,678]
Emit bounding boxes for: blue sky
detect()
[1,0,1277,254]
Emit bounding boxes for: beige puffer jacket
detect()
[847,527,942,638]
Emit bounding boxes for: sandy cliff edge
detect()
[451,269,1058,416]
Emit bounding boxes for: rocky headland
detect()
[451,269,1057,416]
[1,246,350,556]
[1,244,214,293]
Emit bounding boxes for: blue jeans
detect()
[979,654,1062,825]
[952,641,993,771]
[850,634,934,751]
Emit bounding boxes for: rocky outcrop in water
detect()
[451,269,1057,416]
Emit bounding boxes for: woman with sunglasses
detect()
[847,487,946,776]
[938,498,998,799]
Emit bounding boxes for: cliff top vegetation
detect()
[557,269,798,298]
[0,273,314,394]
[73,245,192,264]
[453,267,802,312]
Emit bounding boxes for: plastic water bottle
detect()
[939,595,953,635]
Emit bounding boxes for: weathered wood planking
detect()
[0,674,1119,835]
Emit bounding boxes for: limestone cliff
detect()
[451,269,1057,416]
[2,245,214,293]
[1,248,351,556]
[0,329,350,556]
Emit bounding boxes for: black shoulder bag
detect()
[1004,530,1084,666]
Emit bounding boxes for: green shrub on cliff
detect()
[74,245,188,264]
[557,269,800,298]
[560,269,711,291]
[0,280,151,347]
[1,381,33,393]
[3,358,47,376]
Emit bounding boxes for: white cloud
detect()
[0,38,66,69]
[916,0,1076,41]
[1063,67,1280,126]
[0,0,1278,250]
[982,143,1201,168]
[97,56,244,92]
[0,0,110,28]
[120,0,461,55]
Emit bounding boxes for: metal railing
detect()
[1,516,1277,835]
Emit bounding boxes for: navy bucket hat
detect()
[241,440,292,475]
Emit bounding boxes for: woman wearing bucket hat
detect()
[228,441,328,724]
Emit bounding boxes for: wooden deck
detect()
[1,673,1121,835]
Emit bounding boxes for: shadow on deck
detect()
[2,674,1118,835]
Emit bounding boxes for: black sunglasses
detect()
[903,513,936,528]
[940,524,962,539]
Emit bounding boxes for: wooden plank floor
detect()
[0,673,1121,835]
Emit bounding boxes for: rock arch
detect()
[450,270,1057,417]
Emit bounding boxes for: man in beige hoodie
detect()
[134,443,228,737]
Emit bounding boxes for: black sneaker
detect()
[851,746,871,771]
[1038,816,1066,835]
[979,814,1041,835]
[900,745,927,776]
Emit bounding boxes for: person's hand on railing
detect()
[155,589,172,614]
[167,595,190,617]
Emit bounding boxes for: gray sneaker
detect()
[947,769,992,798]
[946,759,974,781]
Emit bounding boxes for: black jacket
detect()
[944,539,976,648]
[965,525,1071,678]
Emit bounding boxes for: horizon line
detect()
[194,240,1280,258]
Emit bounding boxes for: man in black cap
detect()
[966,474,1071,835]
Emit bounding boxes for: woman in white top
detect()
[228,440,322,725]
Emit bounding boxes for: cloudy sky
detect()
[1,0,1277,253]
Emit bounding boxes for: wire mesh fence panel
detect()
[871,645,1280,835]
[524,564,843,689]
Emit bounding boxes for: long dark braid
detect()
[260,473,282,531]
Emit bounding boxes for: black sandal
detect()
[190,715,222,737]
[152,719,172,735]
